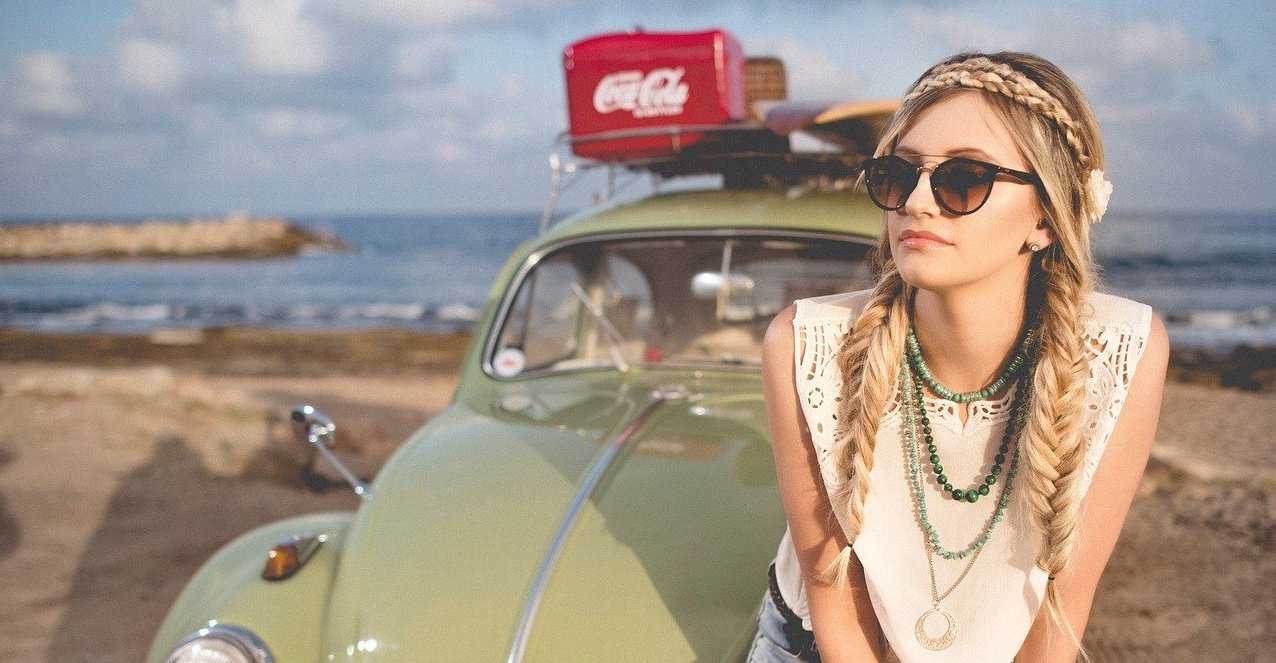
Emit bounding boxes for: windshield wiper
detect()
[569,282,631,373]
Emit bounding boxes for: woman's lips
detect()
[899,229,953,249]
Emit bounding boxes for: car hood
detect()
[321,372,785,662]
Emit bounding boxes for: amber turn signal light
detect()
[261,534,325,581]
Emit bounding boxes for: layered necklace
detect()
[901,325,1036,651]
[905,324,1034,504]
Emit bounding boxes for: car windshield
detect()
[488,235,873,376]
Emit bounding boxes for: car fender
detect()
[146,511,354,663]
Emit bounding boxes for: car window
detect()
[489,236,871,376]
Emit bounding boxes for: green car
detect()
[147,100,893,662]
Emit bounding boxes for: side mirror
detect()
[291,405,368,499]
[691,271,759,322]
[291,404,335,448]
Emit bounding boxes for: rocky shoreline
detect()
[0,215,348,261]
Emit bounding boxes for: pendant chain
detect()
[927,538,983,606]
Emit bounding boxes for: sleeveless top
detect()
[771,290,1152,663]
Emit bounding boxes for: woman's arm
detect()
[1016,314,1170,661]
[762,305,886,662]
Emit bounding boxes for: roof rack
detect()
[539,100,898,234]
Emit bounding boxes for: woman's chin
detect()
[896,264,958,293]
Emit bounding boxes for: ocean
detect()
[1,211,1272,351]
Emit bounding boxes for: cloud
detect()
[899,8,1032,53]
[0,0,479,213]
[900,9,1218,98]
[1223,99,1276,145]
[393,34,458,82]
[315,0,500,30]
[748,36,866,100]
[250,107,347,139]
[114,37,185,95]
[11,52,84,117]
[1114,17,1216,70]
[234,0,334,76]
[312,0,580,31]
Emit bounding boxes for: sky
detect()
[0,0,1273,218]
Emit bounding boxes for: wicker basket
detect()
[744,56,787,116]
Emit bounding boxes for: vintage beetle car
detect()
[148,31,896,663]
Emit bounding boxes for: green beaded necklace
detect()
[905,325,1035,404]
[900,361,1029,560]
[914,379,1008,504]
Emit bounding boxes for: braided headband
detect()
[903,57,1112,223]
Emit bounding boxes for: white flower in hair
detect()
[1087,169,1112,223]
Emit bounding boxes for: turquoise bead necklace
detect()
[905,324,1035,404]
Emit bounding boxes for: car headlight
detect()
[164,624,273,663]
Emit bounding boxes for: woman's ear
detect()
[1028,217,1055,251]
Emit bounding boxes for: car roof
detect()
[537,187,883,248]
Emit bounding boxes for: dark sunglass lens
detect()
[865,157,916,210]
[934,159,995,214]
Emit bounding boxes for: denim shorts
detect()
[746,564,821,663]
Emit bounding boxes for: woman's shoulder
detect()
[792,288,875,325]
[1083,291,1154,338]
[1079,291,1162,396]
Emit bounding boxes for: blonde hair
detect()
[826,51,1105,652]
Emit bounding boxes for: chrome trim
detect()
[166,623,273,663]
[505,384,691,663]
[481,228,874,380]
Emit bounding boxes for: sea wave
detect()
[1100,250,1276,271]
[0,299,480,334]
[1162,306,1276,350]
[3,297,1273,350]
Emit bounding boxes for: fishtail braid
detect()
[1018,252,1093,647]
[821,261,912,587]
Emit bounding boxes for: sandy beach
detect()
[0,328,1271,662]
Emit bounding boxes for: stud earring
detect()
[1029,243,1041,252]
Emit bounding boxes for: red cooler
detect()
[563,29,747,161]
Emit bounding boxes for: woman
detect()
[752,51,1168,662]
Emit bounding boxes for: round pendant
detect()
[915,605,957,651]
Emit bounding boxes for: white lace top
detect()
[771,290,1152,663]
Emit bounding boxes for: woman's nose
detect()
[902,170,941,218]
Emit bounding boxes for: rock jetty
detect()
[0,215,349,261]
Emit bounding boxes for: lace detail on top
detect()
[793,290,1152,498]
[882,384,1018,433]
[794,304,852,487]
[1076,300,1151,492]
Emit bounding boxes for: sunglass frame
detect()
[861,155,1042,216]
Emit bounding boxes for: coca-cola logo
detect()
[592,67,689,119]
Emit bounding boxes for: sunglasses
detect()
[861,154,1043,216]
